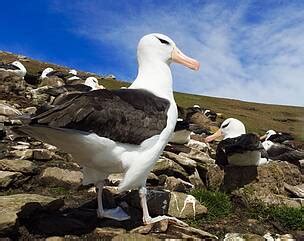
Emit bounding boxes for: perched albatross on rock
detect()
[0,61,27,78]
[205,118,268,167]
[13,33,200,224]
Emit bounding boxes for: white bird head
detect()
[260,129,276,141]
[85,77,103,90]
[11,61,26,77]
[69,69,77,75]
[205,118,246,142]
[137,33,200,70]
[40,67,54,79]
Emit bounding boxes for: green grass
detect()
[191,189,232,220]
[248,203,304,230]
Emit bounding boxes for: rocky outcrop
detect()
[0,194,56,235]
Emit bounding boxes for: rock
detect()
[0,159,37,174]
[22,106,37,115]
[45,237,65,241]
[186,139,209,152]
[94,227,126,238]
[130,220,217,240]
[40,167,83,189]
[11,145,29,150]
[9,149,33,159]
[168,192,207,219]
[152,157,188,181]
[224,233,265,241]
[125,189,170,216]
[0,171,23,188]
[162,151,197,171]
[164,176,192,192]
[0,103,22,117]
[147,173,159,186]
[0,194,56,235]
[181,148,215,164]
[43,143,58,151]
[33,149,53,160]
[164,143,191,154]
[196,163,224,191]
[113,233,160,241]
[107,173,123,186]
[284,183,304,198]
[230,162,304,208]
[0,123,5,139]
[189,168,205,189]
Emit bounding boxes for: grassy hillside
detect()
[1,51,303,141]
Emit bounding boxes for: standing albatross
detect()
[13,33,200,224]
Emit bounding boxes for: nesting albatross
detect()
[0,61,27,78]
[13,33,200,224]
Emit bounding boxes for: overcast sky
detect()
[1,0,303,106]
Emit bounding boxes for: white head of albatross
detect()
[260,129,276,141]
[40,67,54,80]
[13,33,199,225]
[84,77,104,90]
[1,61,27,78]
[205,118,246,142]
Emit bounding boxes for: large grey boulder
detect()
[0,159,37,174]
[0,194,56,235]
[39,167,83,189]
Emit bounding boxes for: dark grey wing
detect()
[268,133,293,143]
[268,143,304,162]
[225,133,262,155]
[30,89,170,145]
[267,143,295,157]
[0,62,19,70]
[47,70,69,79]
[275,150,304,162]
[44,84,92,97]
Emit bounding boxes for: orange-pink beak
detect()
[205,129,222,143]
[171,47,200,71]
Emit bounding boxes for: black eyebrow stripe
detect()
[222,122,230,128]
[156,37,170,45]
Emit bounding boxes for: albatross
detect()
[0,61,27,78]
[205,118,268,167]
[13,33,200,224]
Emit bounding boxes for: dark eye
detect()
[156,37,170,45]
[222,122,230,128]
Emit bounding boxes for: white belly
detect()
[228,150,266,166]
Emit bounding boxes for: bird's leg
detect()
[96,180,130,221]
[139,186,188,226]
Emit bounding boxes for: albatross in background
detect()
[0,61,27,78]
[13,33,200,224]
[205,118,268,167]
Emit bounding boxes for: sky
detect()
[1,0,304,107]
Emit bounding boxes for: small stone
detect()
[22,107,37,115]
[9,149,33,159]
[33,149,53,160]
[163,151,197,169]
[107,173,123,186]
[168,192,207,219]
[11,145,29,150]
[0,103,22,117]
[45,237,65,241]
[186,139,209,152]
[94,227,126,237]
[147,172,159,186]
[152,157,188,181]
[17,141,30,146]
[181,149,215,164]
[164,176,187,192]
[0,170,23,188]
[43,143,58,151]
[0,159,37,174]
[112,233,160,241]
[40,167,83,189]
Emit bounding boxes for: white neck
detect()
[129,59,174,101]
